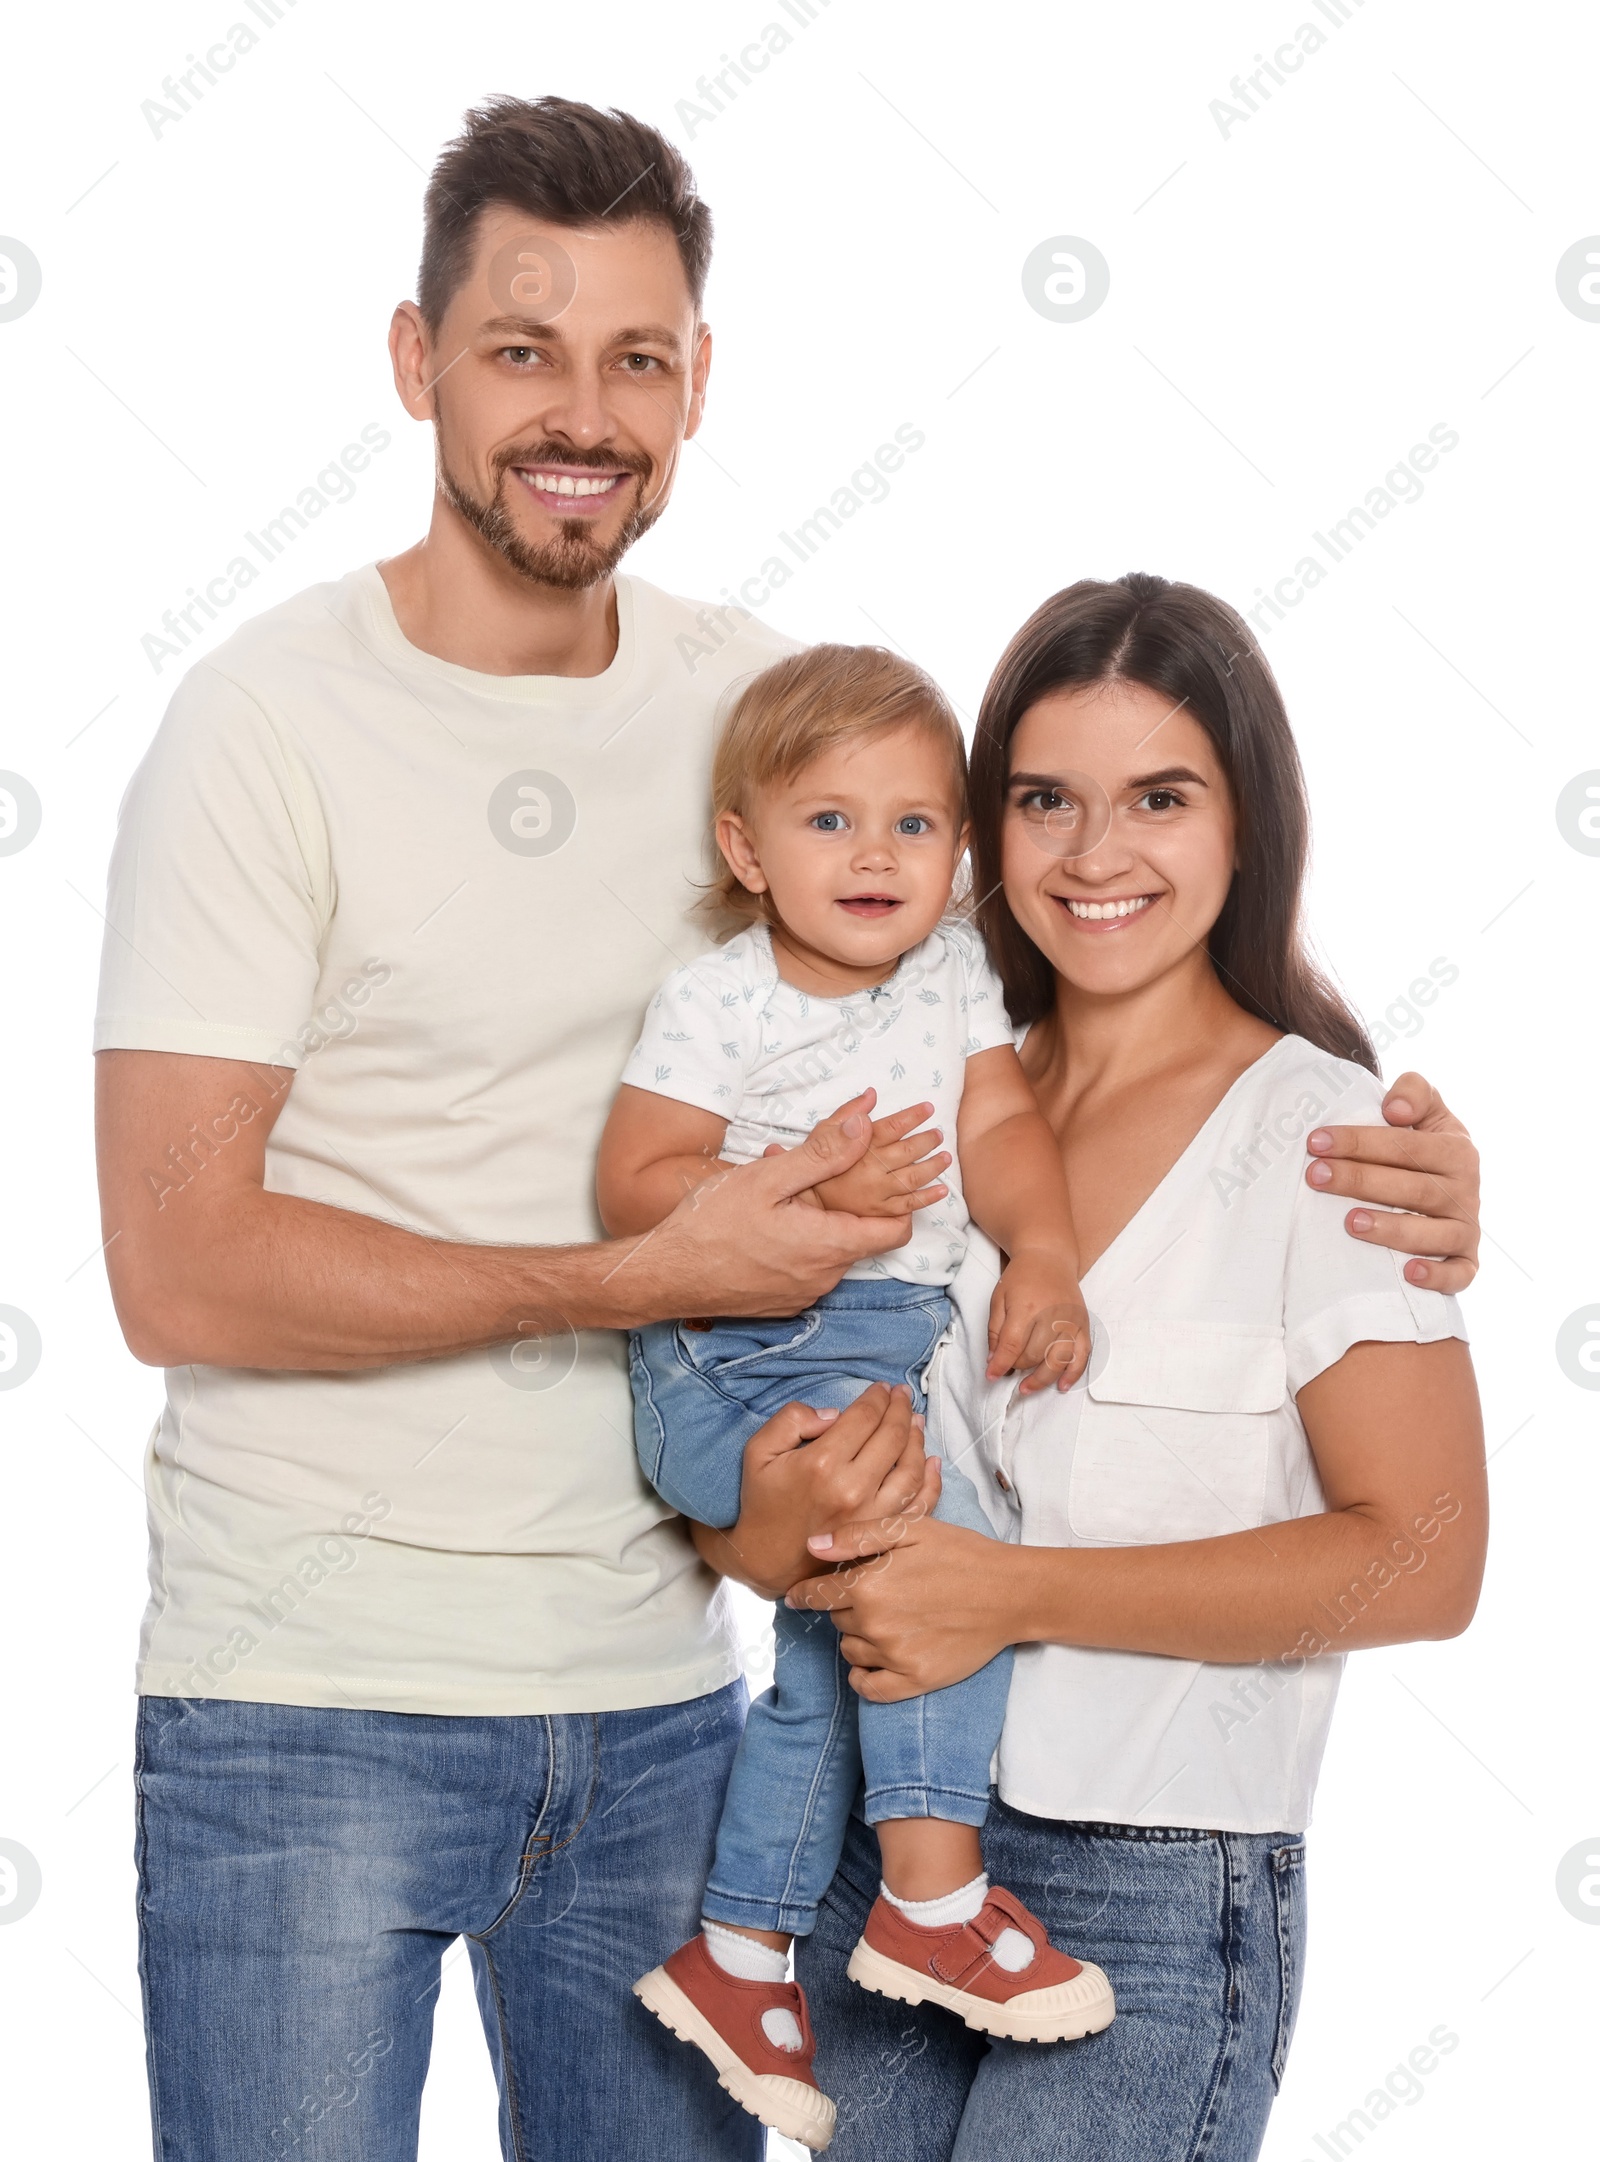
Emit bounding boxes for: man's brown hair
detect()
[418,95,713,328]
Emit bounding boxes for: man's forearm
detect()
[117,1184,669,1370]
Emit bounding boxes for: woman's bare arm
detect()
[786,1336,1487,1699]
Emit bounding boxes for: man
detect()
[95,96,1481,2160]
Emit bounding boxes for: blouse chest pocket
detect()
[1067,1321,1287,1546]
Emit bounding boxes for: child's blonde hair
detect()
[704,642,967,937]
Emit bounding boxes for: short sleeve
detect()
[95,664,331,1067]
[619,945,757,1118]
[1282,1070,1467,1396]
[946,919,1016,1056]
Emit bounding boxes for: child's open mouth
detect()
[836,895,902,917]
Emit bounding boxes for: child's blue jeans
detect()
[629,1276,1014,1938]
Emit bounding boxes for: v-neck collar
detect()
[1078,1035,1297,1296]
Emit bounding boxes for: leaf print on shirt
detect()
[890,1059,906,1081]
[662,1030,692,1043]
[654,1063,672,1081]
[721,1042,743,1060]
[916,989,942,1005]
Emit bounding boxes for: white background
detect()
[1,0,1595,2156]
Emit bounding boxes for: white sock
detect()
[881,1872,988,1929]
[881,1875,1036,1972]
[701,1920,789,1984]
[701,1923,803,2053]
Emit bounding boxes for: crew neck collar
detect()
[348,561,640,710]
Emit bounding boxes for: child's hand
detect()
[987,1252,1090,1393]
[812,1099,951,1219]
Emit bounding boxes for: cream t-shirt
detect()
[95,564,798,1715]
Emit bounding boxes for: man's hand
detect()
[639,1100,913,1319]
[690,1382,939,1599]
[987,1249,1090,1393]
[809,1095,951,1219]
[1305,1071,1480,1293]
[97,1052,912,1370]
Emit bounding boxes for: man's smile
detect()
[511,462,636,516]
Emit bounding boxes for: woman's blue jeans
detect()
[797,1796,1308,2161]
[630,1279,1014,1936]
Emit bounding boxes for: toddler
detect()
[597,644,1115,2150]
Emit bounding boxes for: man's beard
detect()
[436,432,662,592]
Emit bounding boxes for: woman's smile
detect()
[1053,891,1161,928]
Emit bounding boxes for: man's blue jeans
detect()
[134,1686,762,2161]
[630,1279,1014,1936]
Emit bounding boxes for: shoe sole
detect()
[846,1940,1117,2044]
[633,1966,838,2151]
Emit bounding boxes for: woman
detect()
[702,573,1487,2159]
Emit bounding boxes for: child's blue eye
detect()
[811,811,845,831]
[895,815,931,836]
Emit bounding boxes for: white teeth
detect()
[526,471,620,498]
[1066,895,1154,921]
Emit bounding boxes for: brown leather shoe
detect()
[634,1935,837,2150]
[847,1884,1115,2043]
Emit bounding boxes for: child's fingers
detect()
[868,1101,938,1145]
[871,1132,945,1174]
[986,1308,1032,1379]
[1016,1316,1089,1395]
[884,1151,951,1190]
[869,1181,948,1217]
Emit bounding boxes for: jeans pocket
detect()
[1269,1840,1307,2091]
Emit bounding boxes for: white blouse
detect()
[927,1035,1467,1835]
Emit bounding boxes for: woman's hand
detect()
[784,1510,1026,1700]
[1307,1071,1480,1292]
[689,1382,939,1601]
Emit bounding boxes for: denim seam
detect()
[629,1335,668,1490]
[704,1623,852,1926]
[671,1310,826,1407]
[1268,1841,1305,2089]
[862,1782,993,1806]
[476,1940,530,2162]
[472,1714,588,1942]
[1182,1833,1248,2162]
[132,1704,167,2162]
[777,1635,853,1918]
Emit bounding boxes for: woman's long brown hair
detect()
[970,572,1377,1070]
